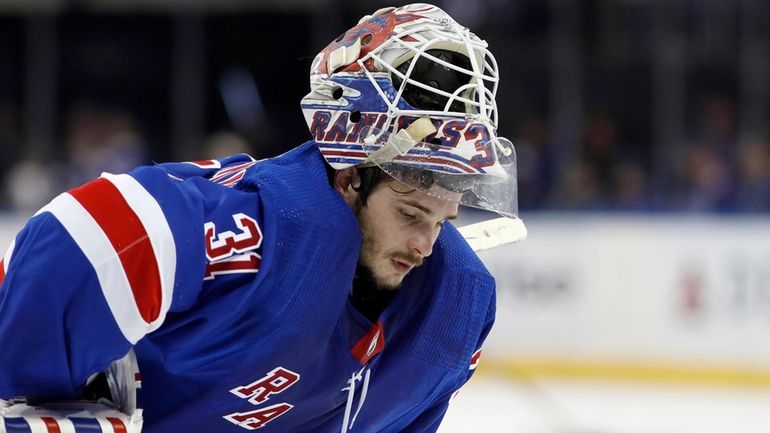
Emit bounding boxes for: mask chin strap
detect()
[365,116,436,165]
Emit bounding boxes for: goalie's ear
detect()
[332,167,361,208]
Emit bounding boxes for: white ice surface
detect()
[438,376,770,433]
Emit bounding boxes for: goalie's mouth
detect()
[391,259,413,273]
[389,252,422,271]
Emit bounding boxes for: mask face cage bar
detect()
[356,22,500,128]
[387,49,499,122]
[375,39,498,119]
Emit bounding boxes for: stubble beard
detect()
[355,210,402,291]
[354,200,407,292]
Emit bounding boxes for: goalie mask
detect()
[301,3,519,218]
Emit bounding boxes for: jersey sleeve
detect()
[399,230,498,433]
[0,167,208,400]
[400,310,495,433]
[397,399,451,433]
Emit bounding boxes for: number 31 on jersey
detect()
[204,213,262,280]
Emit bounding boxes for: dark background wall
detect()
[1,0,768,213]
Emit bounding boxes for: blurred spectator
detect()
[612,160,651,211]
[548,111,651,211]
[676,94,739,212]
[514,115,553,210]
[696,94,738,158]
[62,102,149,189]
[548,161,606,210]
[734,140,770,212]
[5,153,58,214]
[677,146,734,211]
[201,130,252,160]
[582,112,621,199]
[0,100,21,208]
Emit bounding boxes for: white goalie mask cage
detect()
[301,3,520,219]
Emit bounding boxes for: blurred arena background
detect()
[1,0,770,431]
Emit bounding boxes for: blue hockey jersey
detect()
[0,142,496,433]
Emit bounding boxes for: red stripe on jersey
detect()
[187,159,221,169]
[107,417,128,433]
[41,417,62,433]
[211,161,255,182]
[470,349,482,370]
[219,170,246,187]
[69,178,163,323]
[0,258,5,285]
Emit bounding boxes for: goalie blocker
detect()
[0,351,143,433]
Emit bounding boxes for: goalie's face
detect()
[336,168,459,290]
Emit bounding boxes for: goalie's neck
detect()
[349,267,398,323]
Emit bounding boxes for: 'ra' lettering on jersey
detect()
[224,367,301,430]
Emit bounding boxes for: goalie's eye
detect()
[398,208,417,222]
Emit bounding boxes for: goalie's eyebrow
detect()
[401,199,458,220]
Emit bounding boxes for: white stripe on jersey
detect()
[39,193,148,344]
[2,238,14,272]
[101,173,177,332]
[36,174,176,343]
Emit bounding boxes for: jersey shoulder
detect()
[399,221,496,371]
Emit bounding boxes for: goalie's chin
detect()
[355,260,404,292]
